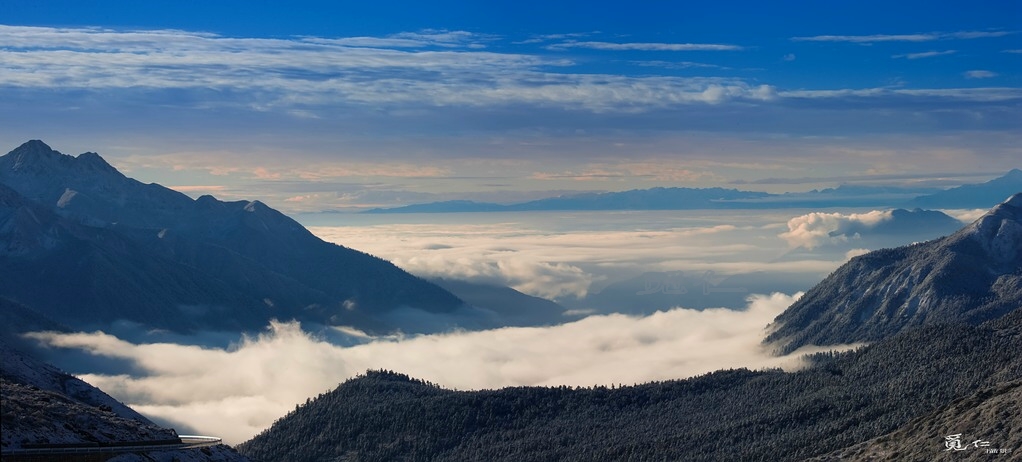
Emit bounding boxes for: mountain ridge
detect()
[0,140,465,334]
[364,171,1022,213]
[913,168,1022,209]
[764,193,1022,354]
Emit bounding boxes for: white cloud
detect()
[513,33,594,45]
[940,208,988,223]
[548,41,743,51]
[779,210,892,249]
[0,25,776,114]
[27,292,811,444]
[845,248,871,259]
[313,30,495,49]
[792,33,938,43]
[892,50,956,59]
[0,23,1018,148]
[306,212,825,300]
[401,254,595,299]
[631,60,727,69]
[777,87,1022,102]
[792,30,1013,43]
[964,70,998,79]
[311,222,603,299]
[949,31,1014,39]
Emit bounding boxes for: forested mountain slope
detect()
[238,309,1022,462]
[811,380,1022,461]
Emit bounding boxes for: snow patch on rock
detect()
[56,188,78,208]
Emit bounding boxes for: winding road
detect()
[0,435,223,461]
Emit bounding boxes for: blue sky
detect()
[1,0,1019,211]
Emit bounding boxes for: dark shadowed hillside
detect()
[0,140,464,334]
[1,342,251,461]
[811,380,1022,461]
[765,193,1022,354]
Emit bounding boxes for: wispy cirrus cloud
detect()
[778,87,1022,102]
[1,23,1019,192]
[949,30,1015,39]
[964,70,998,79]
[513,32,594,45]
[631,60,729,70]
[0,24,1017,123]
[548,41,743,51]
[892,50,956,59]
[793,33,937,43]
[792,30,1013,43]
[0,26,779,114]
[310,29,497,49]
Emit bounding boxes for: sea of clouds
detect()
[24,207,975,444]
[29,292,817,444]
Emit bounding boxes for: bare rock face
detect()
[966,193,1022,265]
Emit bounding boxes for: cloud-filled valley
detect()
[307,212,813,300]
[306,208,967,302]
[18,205,966,444]
[28,292,815,445]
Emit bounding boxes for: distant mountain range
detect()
[365,187,772,213]
[0,140,465,335]
[913,168,1022,209]
[238,194,1022,461]
[365,170,1022,213]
